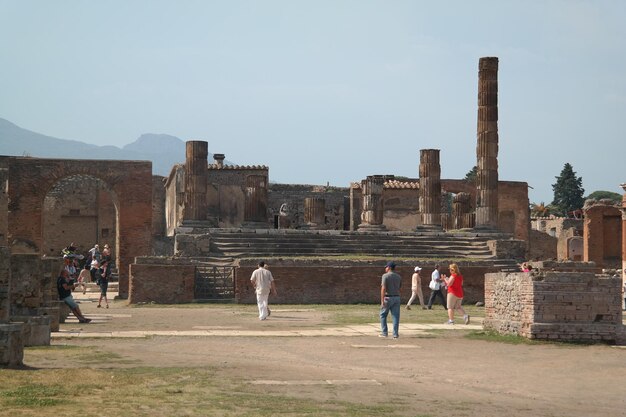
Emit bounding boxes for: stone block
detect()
[0,323,24,367]
[12,315,51,346]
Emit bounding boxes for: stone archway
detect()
[6,157,152,298]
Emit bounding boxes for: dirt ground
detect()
[26,299,626,417]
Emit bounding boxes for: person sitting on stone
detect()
[57,269,91,323]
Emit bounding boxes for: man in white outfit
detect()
[250,261,277,320]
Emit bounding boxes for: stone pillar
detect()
[453,192,472,229]
[0,167,7,246]
[417,149,442,230]
[302,197,326,229]
[620,183,626,284]
[242,175,269,229]
[0,246,24,367]
[358,175,386,231]
[475,57,499,230]
[184,141,208,221]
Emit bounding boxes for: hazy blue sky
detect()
[1,1,625,203]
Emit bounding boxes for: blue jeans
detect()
[380,296,401,337]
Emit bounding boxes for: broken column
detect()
[302,197,326,229]
[0,247,24,367]
[183,141,208,222]
[213,153,225,168]
[453,192,473,229]
[358,175,386,231]
[621,183,626,284]
[417,149,442,230]
[475,57,499,230]
[242,175,269,229]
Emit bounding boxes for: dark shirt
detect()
[381,272,402,296]
[57,276,72,299]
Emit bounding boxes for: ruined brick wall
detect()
[484,271,623,342]
[235,260,501,304]
[584,204,622,268]
[382,187,419,231]
[0,163,8,246]
[528,229,557,261]
[0,247,10,321]
[128,258,195,304]
[268,184,349,230]
[6,157,153,298]
[41,175,116,257]
[152,175,166,238]
[498,181,529,243]
[531,217,583,261]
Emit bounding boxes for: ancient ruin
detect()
[1,56,625,365]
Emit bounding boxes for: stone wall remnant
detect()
[302,197,326,229]
[183,141,209,221]
[583,200,621,268]
[358,175,386,231]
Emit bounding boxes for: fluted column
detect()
[358,175,386,231]
[621,183,626,285]
[242,175,269,228]
[475,57,499,229]
[302,197,326,230]
[418,149,442,230]
[184,141,208,221]
[453,192,473,229]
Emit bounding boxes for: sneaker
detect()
[79,318,92,323]
[106,304,109,309]
[267,308,271,317]
[379,334,388,338]
[393,335,399,339]
[405,305,411,310]
[445,320,454,325]
[422,307,427,310]
[464,315,470,325]
[97,305,101,308]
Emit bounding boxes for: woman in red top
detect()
[442,263,470,325]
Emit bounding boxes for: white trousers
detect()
[256,291,270,320]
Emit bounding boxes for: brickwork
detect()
[41,175,116,257]
[152,176,166,238]
[268,184,348,230]
[484,271,623,342]
[129,258,195,304]
[235,260,502,305]
[531,217,583,261]
[6,157,153,298]
[584,202,622,268]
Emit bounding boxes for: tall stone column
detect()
[417,149,442,230]
[302,197,326,230]
[242,175,269,229]
[358,175,386,231]
[620,183,626,285]
[183,141,208,221]
[475,57,499,230]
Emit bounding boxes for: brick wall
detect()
[484,271,623,343]
[129,258,195,304]
[235,260,502,304]
[584,204,622,267]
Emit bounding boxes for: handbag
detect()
[429,280,437,290]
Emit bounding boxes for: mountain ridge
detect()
[0,118,214,176]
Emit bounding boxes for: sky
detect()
[1,0,625,204]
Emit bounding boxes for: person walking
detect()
[380,261,402,339]
[250,261,277,320]
[97,259,111,308]
[77,263,91,294]
[406,266,426,310]
[442,263,469,325]
[427,264,447,310]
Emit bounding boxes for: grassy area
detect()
[0,362,406,417]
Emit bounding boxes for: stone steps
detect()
[208,230,496,260]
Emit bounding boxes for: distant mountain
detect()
[0,118,225,176]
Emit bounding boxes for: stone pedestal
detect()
[358,175,386,231]
[12,315,51,346]
[452,192,473,229]
[0,323,24,367]
[475,57,499,230]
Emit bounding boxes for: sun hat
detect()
[414,266,422,272]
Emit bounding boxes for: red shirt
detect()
[448,273,464,298]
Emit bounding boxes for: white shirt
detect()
[250,267,274,294]
[431,269,441,290]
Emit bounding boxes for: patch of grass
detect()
[465,330,536,344]
[0,384,69,408]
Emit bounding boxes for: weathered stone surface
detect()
[0,322,24,367]
[129,262,195,304]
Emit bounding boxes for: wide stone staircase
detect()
[208,229,498,260]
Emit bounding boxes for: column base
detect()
[0,322,24,368]
[357,224,387,232]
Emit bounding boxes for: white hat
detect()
[414,266,422,272]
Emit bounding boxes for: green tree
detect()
[464,166,477,184]
[530,202,551,217]
[585,190,622,204]
[551,163,585,216]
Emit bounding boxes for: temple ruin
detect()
[1,56,625,365]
